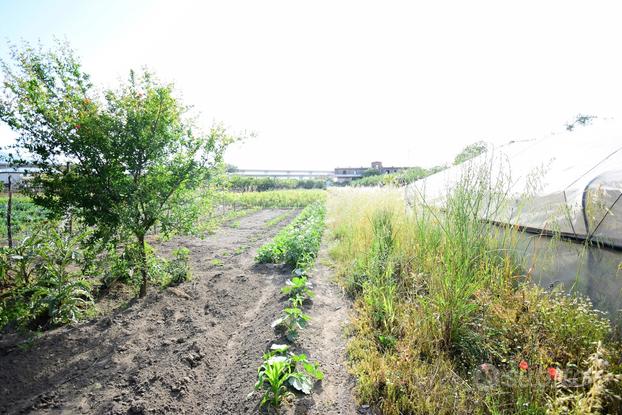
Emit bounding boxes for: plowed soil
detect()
[0,209,357,415]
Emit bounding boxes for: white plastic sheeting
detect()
[406,119,622,248]
[406,119,622,319]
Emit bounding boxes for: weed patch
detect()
[328,187,622,414]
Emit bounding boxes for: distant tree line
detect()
[347,141,489,187]
[226,175,326,192]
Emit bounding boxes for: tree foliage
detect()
[226,175,325,192]
[362,168,381,177]
[0,41,235,296]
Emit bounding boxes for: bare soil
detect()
[282,243,358,415]
[0,209,359,415]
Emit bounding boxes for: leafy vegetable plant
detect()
[271,306,311,341]
[255,344,324,407]
[281,274,314,299]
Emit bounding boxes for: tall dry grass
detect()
[327,181,621,414]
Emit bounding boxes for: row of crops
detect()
[253,202,327,408]
[0,190,325,332]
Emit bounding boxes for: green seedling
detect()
[271,306,310,341]
[209,258,224,267]
[281,275,314,299]
[255,353,293,407]
[288,353,325,394]
[255,344,324,407]
[288,292,306,308]
[233,245,247,255]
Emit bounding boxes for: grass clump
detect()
[328,183,622,414]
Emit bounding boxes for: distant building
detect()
[333,161,409,182]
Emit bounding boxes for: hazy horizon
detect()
[1,0,621,170]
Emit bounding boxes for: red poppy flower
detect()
[519,360,528,371]
[75,124,81,130]
[548,367,557,380]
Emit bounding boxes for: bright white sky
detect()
[1,0,621,170]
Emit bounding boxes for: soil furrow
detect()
[0,209,296,415]
[283,242,358,415]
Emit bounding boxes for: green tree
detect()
[362,168,381,177]
[453,141,487,165]
[0,41,235,296]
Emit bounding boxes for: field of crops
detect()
[215,189,326,208]
[1,179,621,414]
[0,195,47,238]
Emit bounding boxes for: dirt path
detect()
[0,209,301,414]
[283,243,358,415]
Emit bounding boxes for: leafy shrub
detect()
[0,224,95,329]
[163,247,191,286]
[281,273,314,299]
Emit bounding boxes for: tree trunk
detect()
[7,176,13,249]
[138,233,148,298]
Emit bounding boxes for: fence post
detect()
[7,175,13,249]
[65,162,73,235]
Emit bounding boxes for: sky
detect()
[1,0,621,170]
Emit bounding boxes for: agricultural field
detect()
[2,183,620,414]
[0,37,620,415]
[0,195,47,237]
[0,191,355,414]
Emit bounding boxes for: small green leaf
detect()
[288,374,314,394]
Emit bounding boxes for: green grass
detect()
[328,183,621,414]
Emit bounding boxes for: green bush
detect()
[163,247,191,286]
[349,166,444,187]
